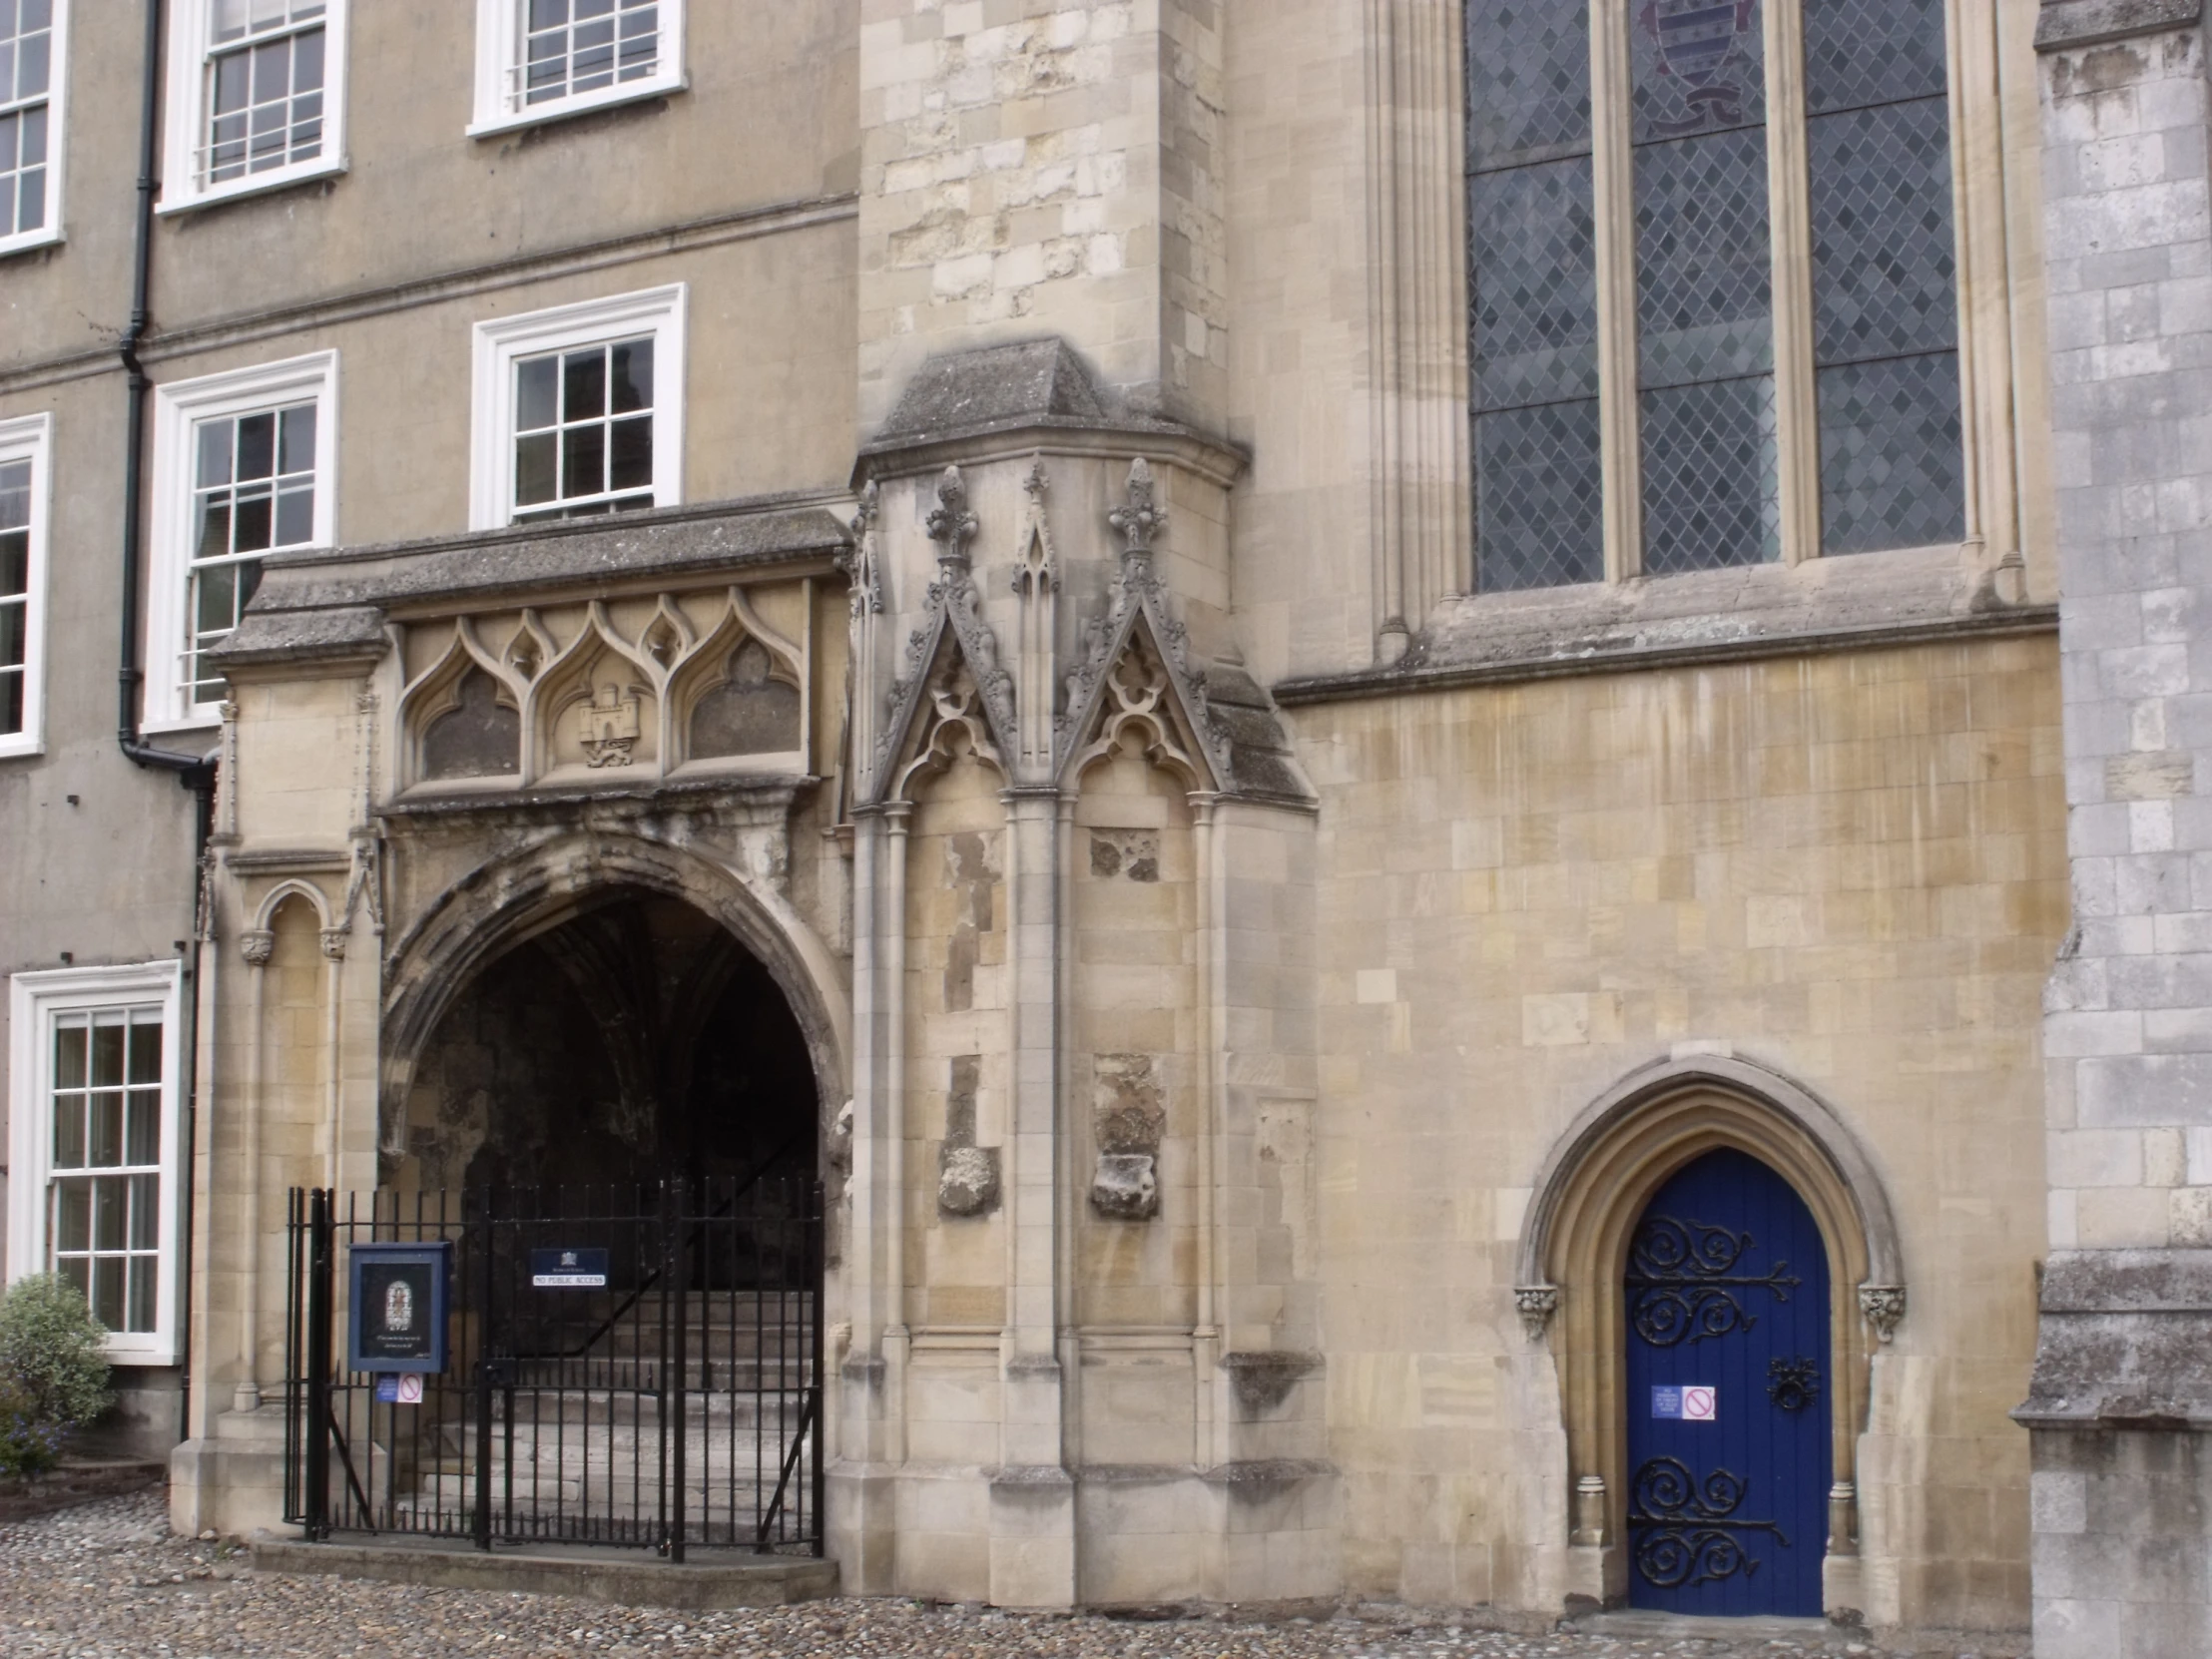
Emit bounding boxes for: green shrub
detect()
[0,1276,112,1475]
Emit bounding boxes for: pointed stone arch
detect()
[1513,1054,1907,1602]
[376,830,849,1177]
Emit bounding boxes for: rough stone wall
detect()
[2028,8,2212,1655]
[2039,16,2212,1253]
[857,0,1228,429]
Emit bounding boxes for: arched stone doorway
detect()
[296,884,830,1555]
[393,888,820,1195]
[1515,1055,1907,1619]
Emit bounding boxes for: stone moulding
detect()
[2014,1249,2212,1430]
[2034,0,2201,50]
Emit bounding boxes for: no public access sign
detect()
[1651,1384,1718,1421]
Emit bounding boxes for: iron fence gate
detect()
[283,1178,825,1559]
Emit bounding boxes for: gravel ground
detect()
[0,1490,2014,1659]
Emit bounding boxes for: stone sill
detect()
[1277,547,2052,707]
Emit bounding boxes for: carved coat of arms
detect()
[1639,0,1759,134]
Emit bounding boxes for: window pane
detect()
[90,1015,125,1086]
[0,457,25,533]
[1465,0,1589,171]
[53,1018,86,1088]
[196,501,239,568]
[1632,0,1774,575]
[0,532,23,602]
[94,1177,128,1249]
[93,1256,124,1331]
[517,356,559,431]
[276,483,314,546]
[1805,0,1944,114]
[610,340,653,413]
[1469,161,1598,411]
[127,1090,160,1166]
[128,1012,164,1084]
[90,1091,124,1167]
[214,50,251,118]
[278,405,317,475]
[57,1257,88,1303]
[562,423,606,499]
[1818,353,1963,553]
[54,1180,89,1252]
[563,349,608,421]
[197,421,235,488]
[131,1174,161,1250]
[237,412,276,480]
[1809,100,1953,364]
[1476,400,1605,591]
[128,1258,157,1335]
[1466,0,1598,594]
[609,415,653,492]
[52,1097,84,1169]
[1642,375,1780,573]
[1635,127,1772,390]
[294,26,324,92]
[234,492,274,552]
[515,432,558,506]
[196,562,238,633]
[1632,0,1765,142]
[0,598,19,669]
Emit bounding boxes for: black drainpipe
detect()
[118,0,208,786]
[115,0,212,1452]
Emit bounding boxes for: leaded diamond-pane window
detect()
[1466,0,1602,591]
[1465,0,1962,585]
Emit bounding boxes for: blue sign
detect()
[531,1246,610,1288]
[347,1242,451,1376]
[1650,1384,1717,1420]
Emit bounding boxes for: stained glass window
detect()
[1466,0,1603,592]
[1463,0,1962,584]
[1805,0,1961,551]
[1634,0,1777,572]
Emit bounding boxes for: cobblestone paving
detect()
[1,1492,2014,1659]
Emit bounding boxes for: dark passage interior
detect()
[399,890,818,1194]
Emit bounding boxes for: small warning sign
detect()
[1651,1384,1717,1421]
[374,1373,426,1405]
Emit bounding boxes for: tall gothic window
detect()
[1466,0,1961,589]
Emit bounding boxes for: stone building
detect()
[0,0,2196,1649]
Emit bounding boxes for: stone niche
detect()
[394,582,813,795]
[1091,1053,1164,1221]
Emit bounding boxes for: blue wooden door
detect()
[1623,1148,1831,1616]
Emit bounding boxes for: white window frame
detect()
[469,284,686,532]
[146,350,339,732]
[159,0,347,214]
[0,412,52,760]
[8,960,188,1367]
[468,0,686,139]
[0,0,67,258]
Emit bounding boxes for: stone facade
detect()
[2026,0,2212,1651]
[0,0,2176,1646]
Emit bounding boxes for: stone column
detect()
[2026,3,2212,1653]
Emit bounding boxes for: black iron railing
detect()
[283,1178,825,1558]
